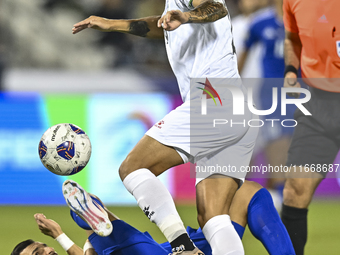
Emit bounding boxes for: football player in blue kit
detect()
[11,180,295,255]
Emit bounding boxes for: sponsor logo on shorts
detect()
[154,120,164,129]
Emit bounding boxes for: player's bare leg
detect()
[197,175,244,255]
[229,181,262,227]
[283,172,323,208]
[120,135,202,254]
[119,135,183,179]
[281,170,323,255]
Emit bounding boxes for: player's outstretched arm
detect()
[34,213,84,255]
[158,0,228,31]
[72,15,163,39]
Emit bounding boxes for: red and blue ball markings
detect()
[70,165,85,175]
[38,141,47,159]
[57,141,75,160]
[69,124,85,134]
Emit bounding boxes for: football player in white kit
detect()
[72,1,258,254]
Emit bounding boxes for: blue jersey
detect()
[88,220,245,255]
[245,8,285,78]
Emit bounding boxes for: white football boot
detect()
[62,180,113,236]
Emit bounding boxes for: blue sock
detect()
[247,188,295,255]
[70,196,104,230]
[231,221,245,239]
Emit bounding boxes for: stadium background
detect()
[0,0,340,254]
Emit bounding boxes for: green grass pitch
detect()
[1,200,340,254]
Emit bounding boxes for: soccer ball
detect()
[38,123,92,176]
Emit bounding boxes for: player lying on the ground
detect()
[11,180,295,255]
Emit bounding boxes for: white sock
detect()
[202,215,244,255]
[123,168,187,242]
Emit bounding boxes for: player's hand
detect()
[34,213,63,239]
[284,71,301,98]
[157,10,189,31]
[72,16,112,34]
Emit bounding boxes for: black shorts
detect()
[286,87,340,177]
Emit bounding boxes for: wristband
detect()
[284,65,298,77]
[55,233,74,251]
[83,241,94,254]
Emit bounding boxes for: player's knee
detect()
[197,213,204,228]
[282,184,298,206]
[283,179,305,198]
[283,179,314,208]
[238,181,262,197]
[197,209,219,228]
[231,181,262,211]
[197,212,211,229]
[119,155,137,181]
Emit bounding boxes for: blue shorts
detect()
[89,220,245,255]
[89,220,168,255]
[89,220,212,255]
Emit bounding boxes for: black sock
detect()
[281,204,308,255]
[170,233,195,251]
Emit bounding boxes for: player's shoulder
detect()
[249,7,276,28]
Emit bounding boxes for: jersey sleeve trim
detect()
[283,0,299,33]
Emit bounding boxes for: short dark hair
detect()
[11,239,35,255]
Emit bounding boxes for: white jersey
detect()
[163,0,241,102]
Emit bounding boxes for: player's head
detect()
[12,240,58,255]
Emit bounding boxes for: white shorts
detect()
[146,97,259,185]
